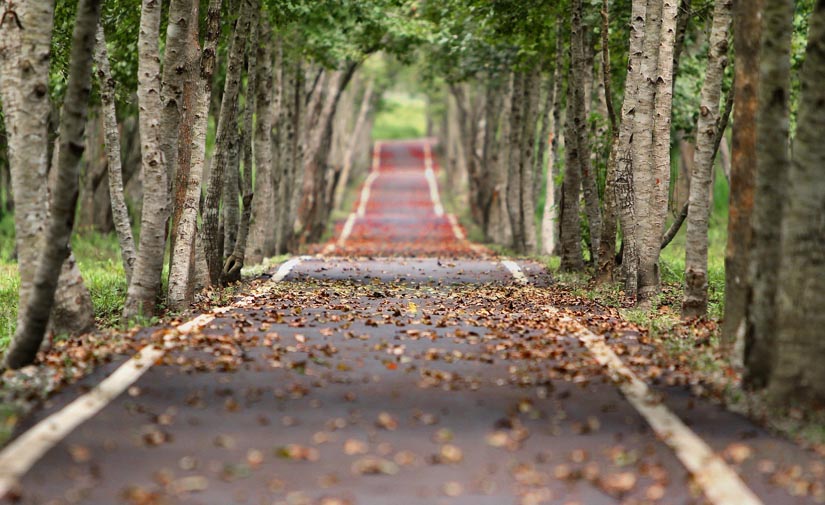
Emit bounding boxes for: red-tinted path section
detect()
[319,140,483,258]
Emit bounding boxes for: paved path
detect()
[3,140,824,505]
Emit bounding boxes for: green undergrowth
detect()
[0,214,129,351]
[372,92,427,140]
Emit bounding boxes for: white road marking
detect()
[502,261,763,505]
[423,143,444,217]
[446,213,465,240]
[271,256,304,282]
[0,345,165,497]
[0,257,302,497]
[356,171,379,218]
[501,260,529,284]
[327,142,382,255]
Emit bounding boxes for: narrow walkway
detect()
[2,140,823,505]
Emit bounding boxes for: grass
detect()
[0,213,129,350]
[372,92,427,140]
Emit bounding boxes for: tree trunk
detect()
[0,0,93,336]
[167,0,200,277]
[247,25,277,264]
[560,61,584,271]
[480,75,505,241]
[632,0,663,303]
[123,0,170,319]
[488,74,513,246]
[78,110,108,232]
[506,72,526,253]
[334,78,375,211]
[95,25,137,283]
[4,0,101,369]
[722,0,761,349]
[768,0,825,406]
[615,0,648,297]
[638,0,678,303]
[572,0,601,264]
[567,0,602,264]
[541,40,563,256]
[222,128,242,257]
[202,0,256,286]
[597,0,621,283]
[520,69,541,253]
[223,17,261,282]
[277,57,304,253]
[681,0,732,318]
[167,0,222,310]
[297,63,358,243]
[160,0,196,191]
[745,0,793,388]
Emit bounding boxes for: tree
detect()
[723,0,762,348]
[614,0,648,297]
[682,0,733,318]
[123,0,170,319]
[768,0,825,406]
[4,0,102,369]
[202,0,256,286]
[745,0,794,388]
[0,0,94,337]
[246,23,278,264]
[94,25,137,284]
[223,15,262,282]
[167,0,223,310]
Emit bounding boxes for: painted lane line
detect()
[272,256,304,282]
[0,257,303,497]
[446,213,465,240]
[447,213,487,255]
[328,142,381,254]
[423,143,444,217]
[0,345,164,496]
[501,260,529,284]
[356,171,379,218]
[371,141,382,172]
[503,262,763,505]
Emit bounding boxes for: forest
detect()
[0,0,824,501]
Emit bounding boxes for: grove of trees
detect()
[0,0,823,409]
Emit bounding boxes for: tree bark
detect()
[334,78,375,211]
[681,0,732,318]
[745,0,793,388]
[521,70,541,253]
[296,63,358,243]
[506,72,526,253]
[94,26,137,284]
[488,74,513,246]
[560,61,584,271]
[160,0,196,191]
[768,0,825,406]
[722,0,761,349]
[540,47,563,256]
[223,17,261,281]
[202,0,256,286]
[167,0,202,272]
[597,0,621,283]
[247,24,277,264]
[167,0,222,310]
[4,0,101,369]
[572,0,601,263]
[639,0,678,302]
[633,0,663,303]
[123,0,170,319]
[277,57,304,253]
[0,0,93,336]
[615,0,648,297]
